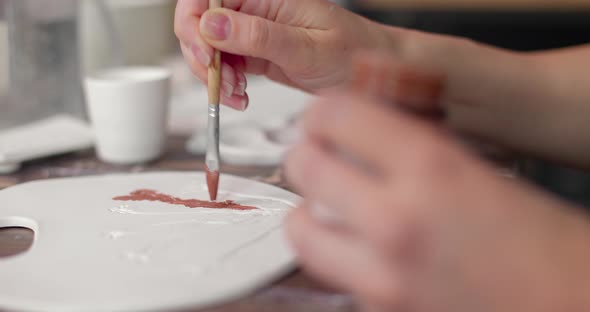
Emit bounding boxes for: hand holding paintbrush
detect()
[205,0,222,201]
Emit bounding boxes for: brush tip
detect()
[206,168,220,201]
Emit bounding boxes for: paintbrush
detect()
[205,0,222,201]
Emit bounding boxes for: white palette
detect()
[0,172,299,312]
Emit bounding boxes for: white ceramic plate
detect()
[0,172,299,312]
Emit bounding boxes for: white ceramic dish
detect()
[187,120,301,166]
[178,77,309,166]
[0,115,94,174]
[0,172,298,312]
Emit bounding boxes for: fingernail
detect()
[221,96,249,111]
[201,12,230,41]
[222,81,234,98]
[191,44,211,67]
[239,97,249,111]
[236,74,247,96]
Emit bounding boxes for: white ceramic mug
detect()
[85,67,171,164]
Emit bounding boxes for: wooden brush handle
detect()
[207,0,223,105]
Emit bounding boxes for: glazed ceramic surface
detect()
[0,172,298,312]
[0,115,94,174]
[85,67,171,164]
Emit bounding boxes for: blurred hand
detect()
[347,51,446,115]
[175,0,393,110]
[284,91,590,312]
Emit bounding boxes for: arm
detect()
[175,0,590,167]
[390,28,590,168]
[285,89,590,312]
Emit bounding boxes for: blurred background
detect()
[0,0,178,129]
[0,0,176,77]
[1,0,590,206]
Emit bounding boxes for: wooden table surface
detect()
[0,136,357,312]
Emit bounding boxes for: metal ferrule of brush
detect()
[206,103,220,172]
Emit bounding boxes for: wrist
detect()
[379,24,489,106]
[387,27,543,149]
[365,20,403,54]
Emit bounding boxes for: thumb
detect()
[200,8,314,70]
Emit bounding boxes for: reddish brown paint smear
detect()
[113,189,258,211]
[206,167,220,201]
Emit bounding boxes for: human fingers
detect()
[180,43,249,111]
[200,8,316,70]
[303,92,447,176]
[350,52,446,113]
[286,204,403,306]
[284,139,381,227]
[175,0,214,67]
